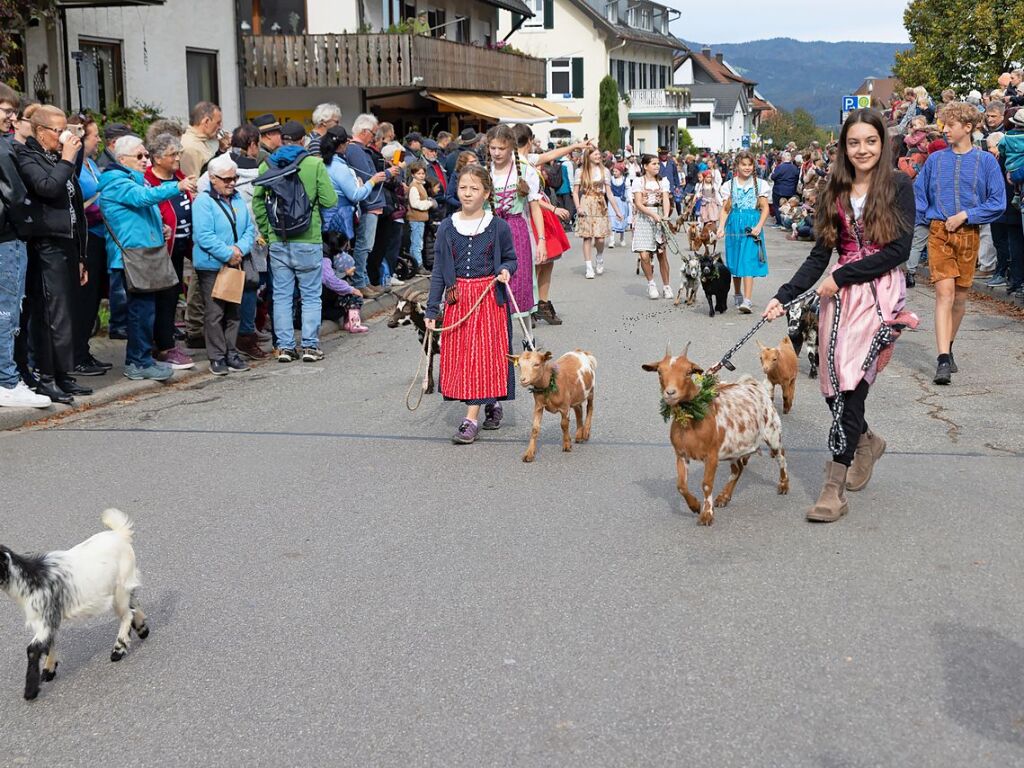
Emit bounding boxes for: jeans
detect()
[0,239,28,389]
[352,211,379,288]
[270,242,323,350]
[125,283,157,369]
[239,271,267,335]
[108,268,128,336]
[907,224,929,275]
[409,221,425,266]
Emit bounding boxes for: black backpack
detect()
[255,152,312,239]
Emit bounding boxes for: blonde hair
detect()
[939,101,984,130]
[28,104,64,129]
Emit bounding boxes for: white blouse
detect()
[452,211,494,235]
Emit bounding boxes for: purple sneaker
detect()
[482,403,503,430]
[156,347,195,370]
[451,418,480,444]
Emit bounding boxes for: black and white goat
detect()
[0,508,149,700]
[388,288,443,394]
[787,295,820,378]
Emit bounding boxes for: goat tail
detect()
[101,508,134,541]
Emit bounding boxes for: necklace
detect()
[458,211,488,237]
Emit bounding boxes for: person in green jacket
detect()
[252,120,338,363]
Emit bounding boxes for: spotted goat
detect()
[510,349,596,463]
[642,344,789,526]
[787,294,820,378]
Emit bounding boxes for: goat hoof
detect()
[110,649,126,662]
[24,687,39,701]
[522,453,534,463]
[778,481,790,495]
[714,494,730,508]
[137,625,150,640]
[697,513,714,526]
[41,663,58,682]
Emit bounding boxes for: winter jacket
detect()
[0,135,31,243]
[78,157,105,236]
[13,137,87,256]
[144,166,191,256]
[98,163,181,271]
[323,155,375,238]
[998,130,1024,173]
[343,140,385,211]
[251,145,337,244]
[190,189,256,272]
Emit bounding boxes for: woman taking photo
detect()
[763,108,916,523]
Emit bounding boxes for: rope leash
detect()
[825,292,846,456]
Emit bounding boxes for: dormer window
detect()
[639,6,651,30]
[606,1,618,23]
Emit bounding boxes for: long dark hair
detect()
[815,108,906,247]
[319,131,346,165]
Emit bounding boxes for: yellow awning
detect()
[509,96,582,123]
[426,91,556,124]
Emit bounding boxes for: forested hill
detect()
[681,38,908,126]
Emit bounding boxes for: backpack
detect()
[897,152,927,179]
[255,152,312,238]
[999,132,1024,174]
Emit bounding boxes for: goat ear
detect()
[542,351,553,361]
[507,354,520,365]
[691,364,704,375]
[641,361,661,372]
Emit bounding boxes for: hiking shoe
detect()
[226,354,250,372]
[237,333,269,360]
[0,381,52,408]
[847,430,887,491]
[536,300,563,326]
[986,275,1007,288]
[156,347,195,370]
[302,346,325,362]
[647,282,659,300]
[482,403,503,430]
[933,359,952,385]
[124,363,173,382]
[277,348,300,363]
[451,418,480,444]
[739,299,753,314]
[209,359,229,376]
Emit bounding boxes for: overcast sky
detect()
[672,0,910,44]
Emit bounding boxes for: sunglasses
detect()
[214,175,238,184]
[135,152,150,160]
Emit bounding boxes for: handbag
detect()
[102,221,178,293]
[211,264,245,304]
[214,196,258,288]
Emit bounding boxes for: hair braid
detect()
[512,146,530,198]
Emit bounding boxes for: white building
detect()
[496,0,687,153]
[20,0,240,126]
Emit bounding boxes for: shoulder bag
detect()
[103,220,178,293]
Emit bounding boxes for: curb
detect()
[0,276,426,434]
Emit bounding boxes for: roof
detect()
[854,76,901,109]
[480,0,534,17]
[674,47,757,87]
[571,0,685,51]
[687,82,748,118]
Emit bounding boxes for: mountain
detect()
[679,38,909,127]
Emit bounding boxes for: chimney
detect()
[715,53,724,64]
[701,47,711,58]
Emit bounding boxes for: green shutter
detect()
[571,57,584,99]
[511,11,523,27]
[543,0,554,29]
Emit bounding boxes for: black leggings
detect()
[825,379,870,466]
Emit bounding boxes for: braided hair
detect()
[490,125,530,198]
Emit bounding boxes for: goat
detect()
[389,288,442,394]
[510,349,596,463]
[1,509,149,700]
[642,344,789,526]
[699,253,731,317]
[687,221,718,257]
[674,252,700,307]
[787,295,820,378]
[758,336,799,414]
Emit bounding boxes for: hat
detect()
[326,125,351,143]
[103,122,135,142]
[1010,109,1024,128]
[404,132,423,145]
[252,113,282,134]
[333,252,355,274]
[457,127,481,145]
[421,138,440,151]
[967,89,983,101]
[280,120,305,141]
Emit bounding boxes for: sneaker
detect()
[948,352,958,374]
[933,358,952,385]
[301,346,325,362]
[585,264,595,279]
[226,354,250,372]
[482,403,504,430]
[451,418,480,444]
[986,275,1008,288]
[906,272,916,288]
[89,354,113,371]
[185,335,205,350]
[595,263,605,275]
[73,360,108,377]
[124,363,174,382]
[733,294,743,307]
[739,299,753,314]
[156,348,195,370]
[607,240,616,249]
[389,275,406,288]
[0,381,52,408]
[209,359,229,376]
[663,285,673,300]
[647,282,659,300]
[277,348,300,363]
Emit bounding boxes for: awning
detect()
[426,91,556,125]
[58,0,163,6]
[509,96,582,123]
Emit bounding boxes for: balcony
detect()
[241,34,546,96]
[628,88,691,119]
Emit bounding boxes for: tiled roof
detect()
[675,48,757,86]
[688,82,748,118]
[574,0,685,51]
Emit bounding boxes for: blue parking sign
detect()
[842,95,857,112]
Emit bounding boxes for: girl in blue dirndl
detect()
[718,150,771,313]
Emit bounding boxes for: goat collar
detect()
[660,373,718,425]
[530,365,559,396]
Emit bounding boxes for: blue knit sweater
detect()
[913,147,1005,227]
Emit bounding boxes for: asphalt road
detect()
[1,227,1023,767]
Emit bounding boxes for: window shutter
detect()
[543,0,554,29]
[571,57,584,98]
[511,11,524,27]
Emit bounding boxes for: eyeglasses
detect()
[0,107,16,117]
[214,175,238,184]
[38,124,62,134]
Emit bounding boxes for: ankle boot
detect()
[237,333,269,360]
[847,429,886,491]
[345,308,369,333]
[807,461,849,522]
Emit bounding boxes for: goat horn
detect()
[682,341,691,358]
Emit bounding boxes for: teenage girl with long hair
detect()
[764,108,916,523]
[573,146,622,279]
[717,150,770,313]
[631,153,672,300]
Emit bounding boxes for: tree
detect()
[758,108,829,149]
[893,0,1024,95]
[598,76,621,152]
[677,126,696,155]
[0,0,56,88]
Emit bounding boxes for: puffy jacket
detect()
[13,137,86,255]
[191,189,255,271]
[98,163,180,270]
[251,145,337,244]
[0,136,31,243]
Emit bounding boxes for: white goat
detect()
[0,508,149,700]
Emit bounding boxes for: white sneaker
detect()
[663,285,673,300]
[389,275,406,287]
[607,240,616,249]
[0,381,52,408]
[647,282,659,300]
[595,263,605,276]
[739,299,753,314]
[585,265,596,279]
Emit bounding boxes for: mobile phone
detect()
[393,149,406,165]
[58,130,74,145]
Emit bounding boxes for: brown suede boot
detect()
[807,461,850,522]
[236,333,269,360]
[846,429,886,491]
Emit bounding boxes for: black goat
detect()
[699,254,731,317]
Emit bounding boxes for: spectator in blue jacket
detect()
[769,152,800,226]
[321,126,385,243]
[99,135,196,381]
[192,153,256,375]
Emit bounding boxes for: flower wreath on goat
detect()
[659,373,719,425]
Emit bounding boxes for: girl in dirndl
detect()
[573,147,622,279]
[764,108,917,523]
[609,164,630,248]
[631,154,672,300]
[718,151,770,314]
[487,125,545,327]
[425,166,518,445]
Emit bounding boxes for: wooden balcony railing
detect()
[242,34,546,95]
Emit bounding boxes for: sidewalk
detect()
[0,276,428,433]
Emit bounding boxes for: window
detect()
[78,38,124,114]
[628,61,636,90]
[427,9,446,37]
[186,49,219,108]
[616,59,626,94]
[605,1,617,23]
[687,112,711,128]
[523,0,544,27]
[549,58,572,96]
[639,6,652,30]
[482,20,492,46]
[640,63,648,89]
[243,0,307,34]
[550,128,572,140]
[452,15,469,42]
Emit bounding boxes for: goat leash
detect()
[825,292,846,456]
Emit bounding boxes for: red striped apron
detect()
[438,276,509,402]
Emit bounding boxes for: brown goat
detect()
[642,344,789,526]
[758,336,798,414]
[511,349,596,463]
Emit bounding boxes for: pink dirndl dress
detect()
[818,208,918,398]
